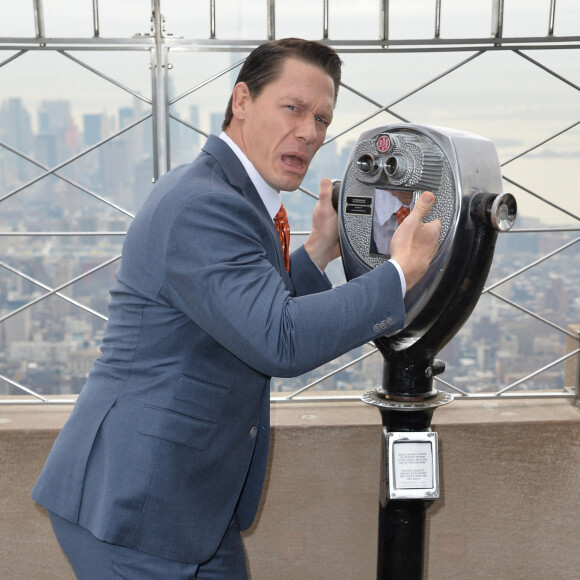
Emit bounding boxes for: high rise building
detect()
[83,114,102,146]
[0,98,33,181]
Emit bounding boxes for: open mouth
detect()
[281,154,306,170]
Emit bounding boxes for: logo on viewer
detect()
[376,135,391,153]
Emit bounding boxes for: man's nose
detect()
[296,115,317,144]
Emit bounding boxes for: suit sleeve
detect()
[162,190,405,378]
[288,244,333,297]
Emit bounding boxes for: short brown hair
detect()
[222,38,342,131]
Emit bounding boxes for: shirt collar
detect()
[219,132,281,219]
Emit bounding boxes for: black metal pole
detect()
[375,406,436,580]
[377,499,428,579]
[363,357,450,580]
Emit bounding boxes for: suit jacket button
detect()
[249,426,258,438]
[373,323,381,333]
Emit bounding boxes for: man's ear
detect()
[231,82,251,121]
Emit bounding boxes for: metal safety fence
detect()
[0,0,578,404]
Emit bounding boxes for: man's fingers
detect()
[319,178,333,201]
[411,191,436,218]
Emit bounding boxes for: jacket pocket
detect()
[172,374,229,423]
[139,404,217,451]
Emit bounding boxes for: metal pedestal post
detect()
[363,388,452,580]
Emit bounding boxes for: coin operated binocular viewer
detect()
[334,124,517,580]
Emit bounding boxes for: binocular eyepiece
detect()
[356,153,409,183]
[335,123,517,341]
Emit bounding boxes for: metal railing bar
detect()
[2,389,571,405]
[435,0,442,39]
[487,289,579,340]
[169,59,244,105]
[337,81,411,123]
[0,398,77,405]
[32,0,45,39]
[434,376,470,396]
[138,36,580,50]
[492,0,505,40]
[548,0,557,37]
[0,261,108,322]
[284,347,379,399]
[0,40,155,49]
[168,113,210,138]
[267,0,275,41]
[323,0,330,40]
[325,50,484,145]
[297,185,319,201]
[3,389,572,404]
[500,119,580,166]
[210,0,216,39]
[0,140,136,219]
[0,374,47,401]
[483,235,580,293]
[380,0,390,43]
[0,254,120,324]
[496,349,579,395]
[502,175,580,223]
[2,37,579,52]
[514,49,580,92]
[92,0,100,38]
[59,50,152,105]
[272,391,575,403]
[0,232,126,236]
[0,49,26,69]
[451,391,574,400]
[0,114,150,207]
[150,8,170,180]
[508,227,580,233]
[272,395,367,403]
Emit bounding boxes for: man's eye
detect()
[315,115,329,127]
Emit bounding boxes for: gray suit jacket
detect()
[31,135,405,564]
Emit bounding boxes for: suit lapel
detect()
[202,136,294,290]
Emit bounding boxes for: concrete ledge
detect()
[1,398,579,579]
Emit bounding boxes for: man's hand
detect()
[390,191,441,291]
[304,178,341,272]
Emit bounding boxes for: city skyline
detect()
[0,91,578,398]
[0,0,578,399]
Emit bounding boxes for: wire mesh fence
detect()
[0,0,578,404]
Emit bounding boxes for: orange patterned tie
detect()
[396,206,410,225]
[274,203,290,271]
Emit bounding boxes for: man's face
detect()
[230,57,335,192]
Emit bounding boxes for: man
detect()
[32,38,440,578]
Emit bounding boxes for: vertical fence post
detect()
[380,0,390,44]
[151,0,171,181]
[32,0,45,40]
[267,0,276,40]
[491,0,504,40]
[92,0,100,38]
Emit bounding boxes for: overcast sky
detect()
[1,0,579,224]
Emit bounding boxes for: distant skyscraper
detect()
[210,112,223,136]
[38,100,70,141]
[83,114,102,146]
[2,98,33,151]
[189,105,200,149]
[34,134,58,168]
[119,107,133,129]
[1,98,33,180]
